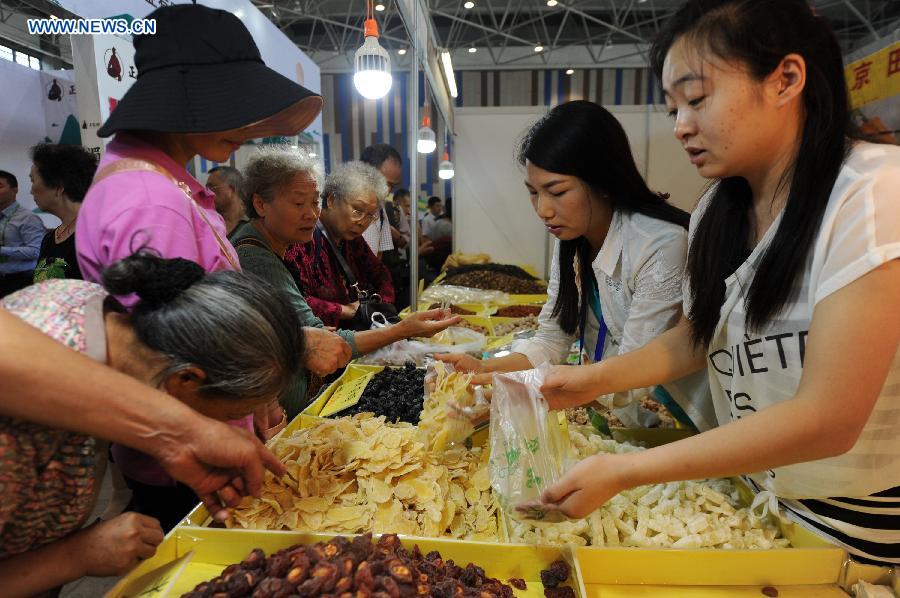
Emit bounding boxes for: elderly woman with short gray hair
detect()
[232,149,458,417]
[285,161,396,326]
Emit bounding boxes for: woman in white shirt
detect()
[534,0,900,565]
[438,100,714,430]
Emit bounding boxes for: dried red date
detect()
[242,548,266,569]
[182,534,515,598]
[252,577,293,598]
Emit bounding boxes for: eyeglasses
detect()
[349,206,379,224]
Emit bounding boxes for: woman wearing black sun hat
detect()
[74,3,352,532]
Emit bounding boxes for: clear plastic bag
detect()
[419,284,510,306]
[355,339,431,366]
[423,326,486,352]
[489,363,568,522]
[356,327,486,367]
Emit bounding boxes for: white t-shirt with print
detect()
[686,141,900,562]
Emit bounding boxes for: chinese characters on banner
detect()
[845,40,900,144]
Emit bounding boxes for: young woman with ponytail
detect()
[438,100,714,431]
[535,0,900,565]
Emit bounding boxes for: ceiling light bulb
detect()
[566,68,574,75]
[354,21,392,100]
[468,47,477,53]
[534,45,544,52]
[464,1,475,8]
[374,3,385,11]
[398,48,407,55]
[417,125,437,154]
[438,159,455,180]
[547,0,558,6]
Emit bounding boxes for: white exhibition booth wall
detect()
[0,0,322,223]
[453,106,709,278]
[0,61,79,227]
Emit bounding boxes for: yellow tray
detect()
[401,302,498,317]
[107,528,585,598]
[428,263,549,300]
[182,413,505,552]
[501,427,848,595]
[502,294,549,305]
[574,497,846,590]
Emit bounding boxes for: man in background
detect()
[0,170,45,297]
[421,196,444,240]
[206,166,248,240]
[360,144,402,257]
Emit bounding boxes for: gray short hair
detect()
[208,166,245,202]
[103,251,304,403]
[242,145,324,218]
[323,161,389,208]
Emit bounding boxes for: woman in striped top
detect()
[532,0,900,565]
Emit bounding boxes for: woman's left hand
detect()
[398,308,461,339]
[524,453,629,520]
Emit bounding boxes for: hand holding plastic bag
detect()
[489,363,568,522]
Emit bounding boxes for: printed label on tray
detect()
[319,372,375,417]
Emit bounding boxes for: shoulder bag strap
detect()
[92,159,240,271]
[316,222,364,299]
[232,236,271,253]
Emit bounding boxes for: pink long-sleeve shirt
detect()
[76,133,250,486]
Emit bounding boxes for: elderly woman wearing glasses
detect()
[234,150,457,416]
[286,161,398,326]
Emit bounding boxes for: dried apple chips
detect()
[418,362,481,453]
[229,415,498,541]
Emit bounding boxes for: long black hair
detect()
[517,100,689,336]
[650,0,853,347]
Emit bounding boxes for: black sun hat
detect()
[97,3,323,138]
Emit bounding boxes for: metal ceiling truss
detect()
[251,0,898,70]
[0,0,895,72]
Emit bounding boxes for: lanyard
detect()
[0,204,20,247]
[579,275,608,364]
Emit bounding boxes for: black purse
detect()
[320,225,399,331]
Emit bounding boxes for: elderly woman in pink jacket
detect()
[75,4,347,530]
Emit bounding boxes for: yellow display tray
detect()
[574,520,846,587]
[455,314,496,335]
[400,302,498,317]
[147,423,895,598]
[500,427,849,596]
[428,263,549,302]
[501,294,549,306]
[107,528,584,598]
